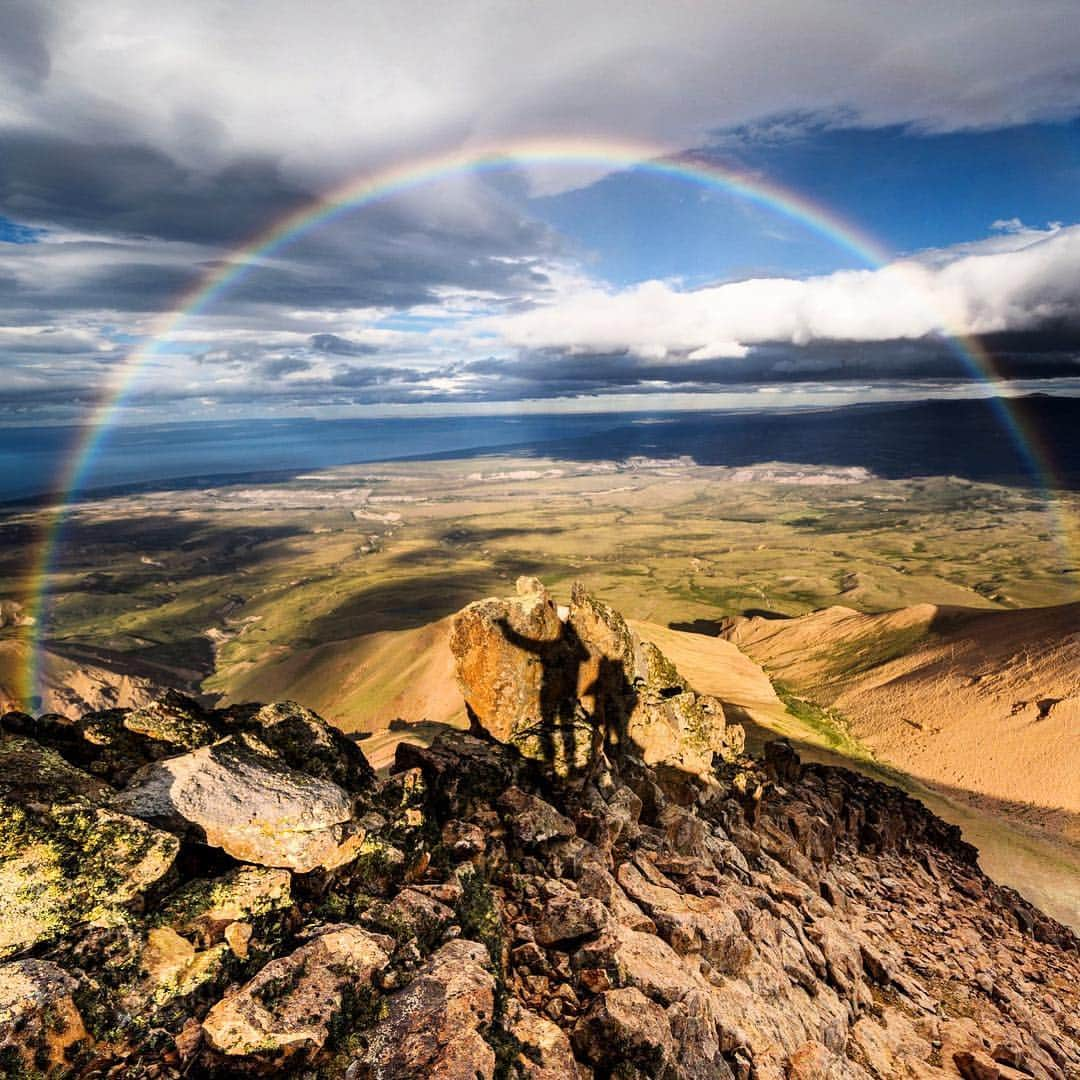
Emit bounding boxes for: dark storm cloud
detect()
[330,364,432,388]
[0,132,312,244]
[260,355,312,378]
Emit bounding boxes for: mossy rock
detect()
[0,798,178,959]
[155,866,293,947]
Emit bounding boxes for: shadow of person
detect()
[495,616,637,780]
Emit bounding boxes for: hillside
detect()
[1,578,1077,1078]
[722,602,1080,841]
[0,639,160,716]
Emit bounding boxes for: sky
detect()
[1,0,1080,423]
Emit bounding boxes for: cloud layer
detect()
[476,225,1080,361]
[5,0,1080,195]
[1,2,1079,419]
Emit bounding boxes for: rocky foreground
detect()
[0,579,1077,1079]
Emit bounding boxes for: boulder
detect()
[571,986,674,1073]
[450,578,742,785]
[0,799,178,958]
[216,700,376,792]
[0,959,89,1075]
[202,925,390,1061]
[112,733,364,872]
[451,577,598,777]
[357,938,497,1078]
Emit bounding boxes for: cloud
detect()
[310,333,378,357]
[0,2,52,92]
[476,225,1080,359]
[3,1,1080,200]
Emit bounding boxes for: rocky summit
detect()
[0,580,1077,1079]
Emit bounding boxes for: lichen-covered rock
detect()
[217,700,376,792]
[0,799,178,958]
[0,959,89,1075]
[357,938,497,1079]
[155,865,292,947]
[126,926,231,1013]
[73,691,221,783]
[202,925,390,1062]
[112,733,364,872]
[0,732,109,808]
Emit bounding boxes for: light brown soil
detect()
[722,602,1080,842]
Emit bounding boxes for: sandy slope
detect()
[723,602,1080,840]
[217,616,465,736]
[0,639,159,715]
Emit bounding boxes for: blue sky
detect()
[531,120,1080,286]
[1,1,1080,422]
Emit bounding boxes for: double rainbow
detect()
[21,135,1074,706]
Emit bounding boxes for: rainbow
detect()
[21,135,1075,706]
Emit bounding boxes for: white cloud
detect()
[476,224,1080,357]
[5,1,1080,193]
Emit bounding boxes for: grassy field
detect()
[2,455,1076,710]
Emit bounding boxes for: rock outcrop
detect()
[451,576,743,784]
[0,580,1077,1079]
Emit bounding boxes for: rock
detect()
[571,986,674,1073]
[535,894,610,945]
[667,989,736,1080]
[362,885,455,943]
[0,732,109,808]
[202,925,390,1061]
[573,922,702,1005]
[128,926,230,1012]
[395,731,521,812]
[505,1000,581,1079]
[156,865,293,946]
[617,859,752,974]
[74,692,220,783]
[0,959,89,1075]
[764,739,802,784]
[451,577,599,777]
[112,733,364,872]
[217,700,376,792]
[358,938,496,1078]
[499,786,577,845]
[954,1050,1031,1080]
[0,800,178,958]
[786,1040,865,1079]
